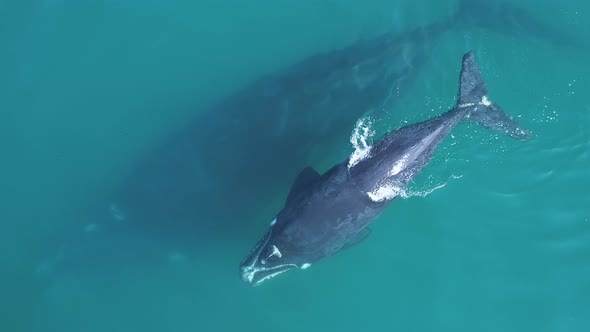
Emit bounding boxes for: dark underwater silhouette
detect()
[38,0,581,283]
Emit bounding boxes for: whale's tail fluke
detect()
[456,51,532,140]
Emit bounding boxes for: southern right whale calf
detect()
[240,51,531,286]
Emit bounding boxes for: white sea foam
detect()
[348,117,375,169]
[367,179,453,202]
[405,182,447,198]
[367,183,403,202]
[389,153,410,176]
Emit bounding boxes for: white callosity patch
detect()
[348,117,375,169]
[269,245,282,258]
[244,271,255,284]
[246,262,298,286]
[459,96,491,109]
[254,268,291,285]
[241,233,301,286]
[480,95,492,106]
[458,102,475,108]
[241,230,273,283]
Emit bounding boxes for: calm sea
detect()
[1,0,588,331]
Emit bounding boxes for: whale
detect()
[239,51,531,286]
[99,0,566,241]
[39,1,570,285]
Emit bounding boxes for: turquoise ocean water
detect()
[1,1,589,331]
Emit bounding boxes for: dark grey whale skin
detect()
[239,51,531,286]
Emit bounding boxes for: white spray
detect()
[348,116,375,169]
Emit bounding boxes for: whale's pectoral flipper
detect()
[457,51,532,141]
[342,227,372,251]
[286,167,321,205]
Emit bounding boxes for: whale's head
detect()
[239,217,312,286]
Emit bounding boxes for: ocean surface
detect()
[1,0,589,331]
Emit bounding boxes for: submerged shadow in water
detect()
[40,0,582,282]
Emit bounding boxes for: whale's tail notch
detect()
[456,51,532,141]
